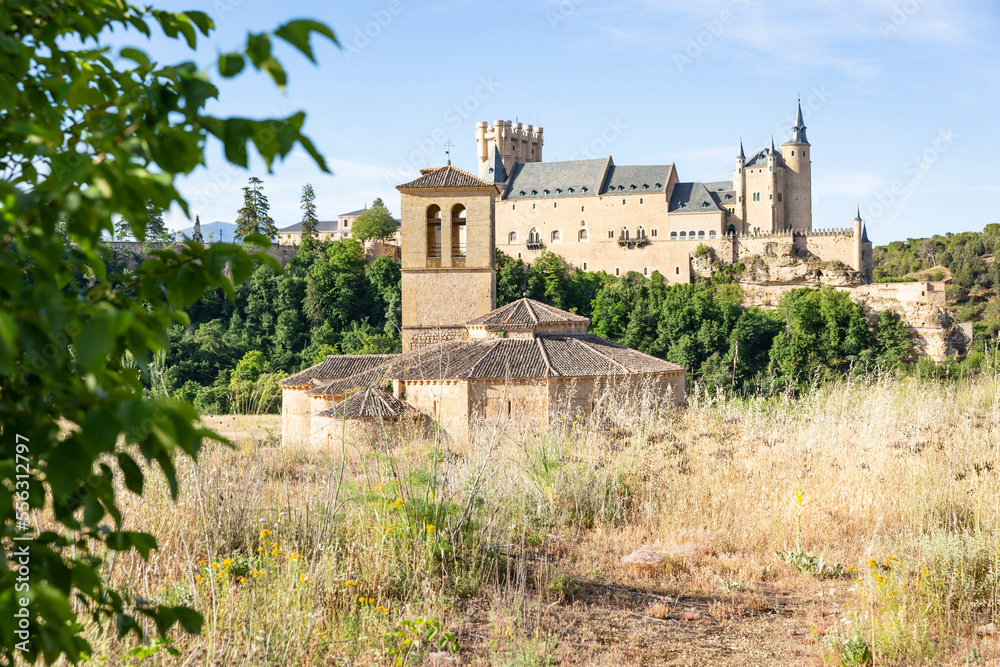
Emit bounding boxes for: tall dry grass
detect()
[78,374,999,665]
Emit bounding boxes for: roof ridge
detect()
[535,336,558,377]
[526,298,539,324]
[572,336,631,374]
[598,156,614,195]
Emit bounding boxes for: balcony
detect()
[526,241,544,250]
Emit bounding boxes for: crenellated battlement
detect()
[476,119,544,179]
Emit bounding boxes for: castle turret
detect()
[732,140,746,233]
[853,205,863,275]
[781,101,812,233]
[767,137,781,231]
[476,119,543,179]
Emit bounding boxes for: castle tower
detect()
[781,101,812,233]
[396,166,500,352]
[732,140,747,234]
[476,119,543,180]
[192,215,204,243]
[767,137,782,232]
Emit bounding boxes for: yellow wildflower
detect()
[260,528,272,538]
[426,524,435,532]
[198,559,206,566]
[368,597,375,604]
[222,558,233,568]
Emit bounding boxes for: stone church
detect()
[479,102,873,283]
[279,167,685,445]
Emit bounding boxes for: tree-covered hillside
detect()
[873,223,1000,339]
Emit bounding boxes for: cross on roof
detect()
[444,140,453,166]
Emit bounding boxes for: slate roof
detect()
[278,220,341,234]
[484,144,507,184]
[466,298,590,330]
[789,101,809,144]
[318,388,413,419]
[278,354,397,387]
[397,166,499,190]
[744,146,782,168]
[502,158,610,200]
[338,208,367,217]
[669,182,723,213]
[703,181,738,207]
[604,165,672,195]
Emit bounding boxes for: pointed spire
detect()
[790,100,809,144]
[770,135,776,153]
[484,143,507,184]
[738,139,745,160]
[854,204,862,222]
[861,223,870,244]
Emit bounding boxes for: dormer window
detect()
[702,202,710,208]
[555,188,562,193]
[642,184,648,190]
[531,190,537,196]
[520,191,526,196]
[582,187,588,192]
[543,189,549,195]
[568,187,574,193]
[629,184,636,190]
[724,194,732,200]
[655,183,661,188]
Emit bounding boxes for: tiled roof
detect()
[467,298,589,330]
[502,157,610,200]
[309,365,393,396]
[278,354,396,387]
[604,165,673,195]
[703,181,738,207]
[278,220,340,233]
[669,182,723,213]
[318,388,413,419]
[744,146,782,168]
[397,166,498,190]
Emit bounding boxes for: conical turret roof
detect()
[789,101,809,144]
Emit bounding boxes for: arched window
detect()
[698,230,705,238]
[615,267,620,276]
[689,230,696,237]
[551,230,561,243]
[679,231,686,238]
[620,227,629,240]
[451,204,467,257]
[527,228,540,244]
[651,227,658,238]
[670,231,677,239]
[582,262,588,271]
[578,229,588,242]
[607,230,614,239]
[675,266,680,275]
[636,226,646,240]
[426,205,441,258]
[643,267,649,276]
[709,230,717,238]
[507,231,518,244]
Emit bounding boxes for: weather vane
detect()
[444,140,453,166]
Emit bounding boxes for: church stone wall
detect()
[280,387,313,447]
[401,380,471,442]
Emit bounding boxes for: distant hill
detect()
[176,221,239,243]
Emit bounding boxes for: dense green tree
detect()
[234,176,278,241]
[114,199,167,240]
[299,183,319,239]
[304,239,369,328]
[496,250,528,306]
[351,198,398,242]
[0,1,335,662]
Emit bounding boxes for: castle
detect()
[478,102,874,284]
[279,165,686,446]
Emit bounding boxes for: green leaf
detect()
[218,52,245,77]
[117,453,145,495]
[173,606,204,634]
[119,47,152,70]
[274,19,338,63]
[182,10,214,35]
[76,313,115,372]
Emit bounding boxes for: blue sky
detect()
[128,0,1000,245]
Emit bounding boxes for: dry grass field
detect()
[78,376,1000,665]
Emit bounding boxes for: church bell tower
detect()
[396,166,499,352]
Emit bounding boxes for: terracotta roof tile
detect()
[467,298,590,330]
[318,388,413,419]
[278,354,396,387]
[396,165,499,191]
